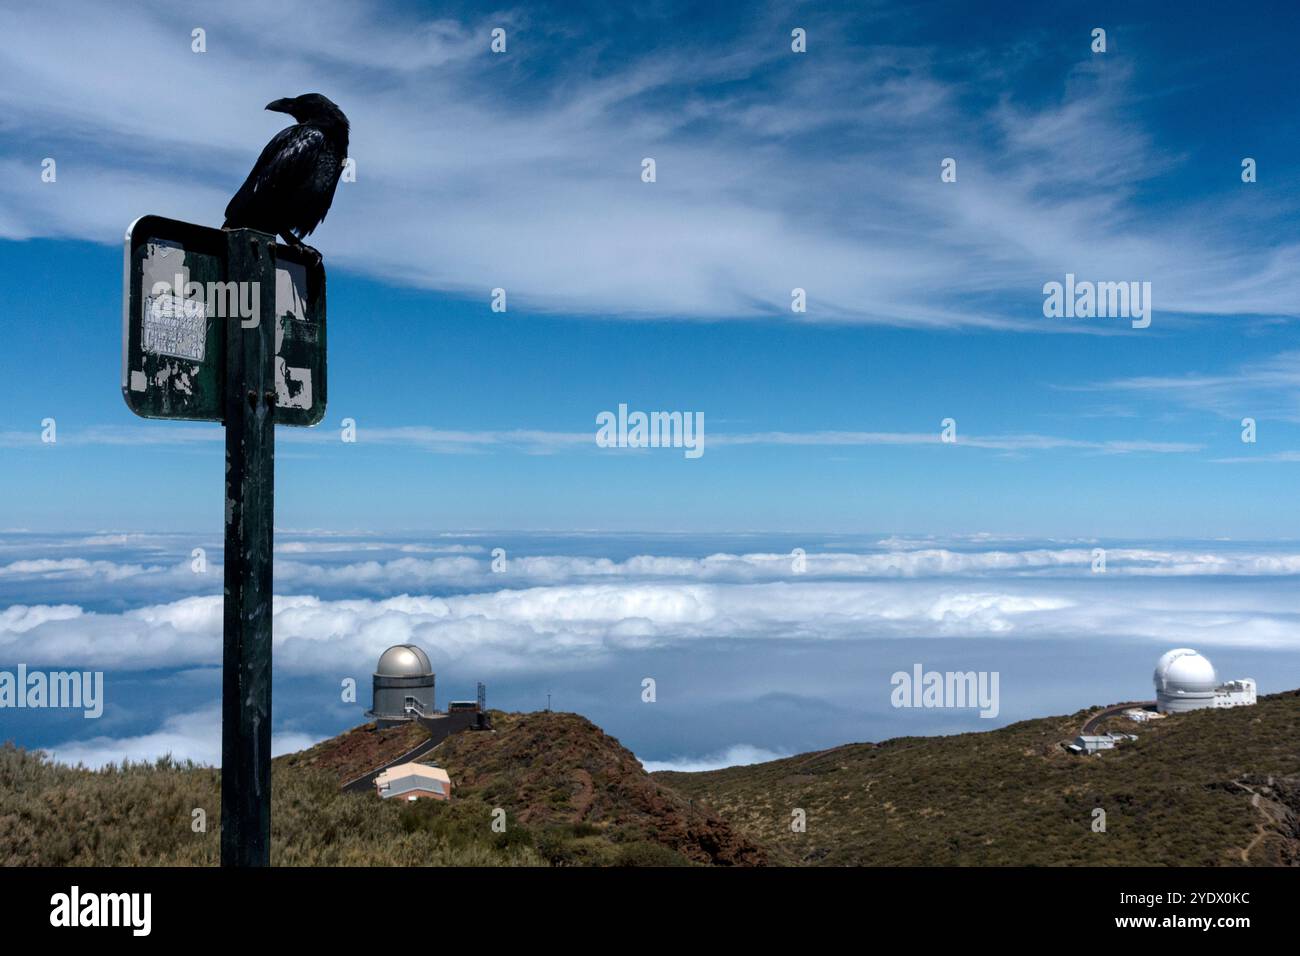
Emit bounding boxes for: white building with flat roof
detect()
[1214,678,1257,709]
[374,762,453,802]
[1068,733,1137,755]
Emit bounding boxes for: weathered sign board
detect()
[122,215,328,867]
[122,214,326,426]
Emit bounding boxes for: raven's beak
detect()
[265,98,294,114]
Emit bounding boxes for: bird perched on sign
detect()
[223,93,349,262]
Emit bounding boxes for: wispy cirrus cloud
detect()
[1073,351,1300,423]
[1210,451,1300,464]
[1,1,1295,325]
[0,423,1204,456]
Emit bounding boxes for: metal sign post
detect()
[122,216,327,867]
[220,229,276,867]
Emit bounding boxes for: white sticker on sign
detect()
[276,359,313,410]
[143,294,207,362]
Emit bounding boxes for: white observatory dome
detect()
[1154,648,1217,693]
[1153,648,1219,713]
[376,644,433,677]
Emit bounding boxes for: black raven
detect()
[223,93,349,260]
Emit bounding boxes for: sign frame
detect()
[121,214,328,427]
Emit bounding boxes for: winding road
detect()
[341,712,481,794]
[1080,701,1155,736]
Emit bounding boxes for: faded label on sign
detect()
[143,293,207,362]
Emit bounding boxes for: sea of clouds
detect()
[3,531,1299,770]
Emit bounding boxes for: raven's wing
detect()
[223,125,328,227]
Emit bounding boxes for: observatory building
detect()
[374,762,453,802]
[368,643,436,725]
[1153,648,1256,714]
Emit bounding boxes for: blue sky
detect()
[1,0,1298,535]
[1,1,1299,769]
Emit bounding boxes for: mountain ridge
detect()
[655,690,1300,866]
[4,692,1297,866]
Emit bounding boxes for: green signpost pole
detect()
[220,228,277,867]
[125,216,327,866]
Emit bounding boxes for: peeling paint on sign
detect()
[124,233,221,421]
[143,293,207,362]
[124,216,326,425]
[274,261,315,410]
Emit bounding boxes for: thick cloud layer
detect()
[6,532,1298,769]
